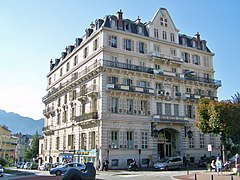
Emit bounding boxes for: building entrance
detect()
[156,128,179,160]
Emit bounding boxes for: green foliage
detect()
[0,158,7,166]
[24,132,39,161]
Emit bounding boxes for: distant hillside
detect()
[0,109,43,135]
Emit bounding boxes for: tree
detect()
[231,92,240,103]
[196,98,240,162]
[24,132,39,162]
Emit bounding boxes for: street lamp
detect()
[186,127,193,175]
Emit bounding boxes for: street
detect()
[1,168,190,180]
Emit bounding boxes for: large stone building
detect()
[40,8,221,168]
[0,125,17,162]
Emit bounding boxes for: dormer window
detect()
[124,21,131,31]
[111,19,117,29]
[202,41,207,51]
[192,40,196,48]
[138,26,143,34]
[182,37,187,46]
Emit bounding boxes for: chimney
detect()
[135,16,141,24]
[117,9,123,29]
[195,32,201,48]
[50,59,54,71]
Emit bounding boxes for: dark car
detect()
[49,162,85,176]
[0,164,4,177]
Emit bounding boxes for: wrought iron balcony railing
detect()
[74,112,98,122]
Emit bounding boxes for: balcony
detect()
[150,51,183,63]
[86,85,98,97]
[184,74,222,87]
[106,83,154,95]
[74,112,98,122]
[103,60,154,74]
[153,115,189,124]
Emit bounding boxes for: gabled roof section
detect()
[151,8,179,32]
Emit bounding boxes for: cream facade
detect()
[40,8,221,168]
[0,125,17,161]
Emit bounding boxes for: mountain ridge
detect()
[0,109,44,135]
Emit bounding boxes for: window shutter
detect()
[116,77,119,83]
[123,131,127,149]
[147,100,151,115]
[88,132,91,149]
[123,98,127,114]
[198,56,201,65]
[123,38,126,49]
[69,91,73,101]
[131,40,134,51]
[108,130,112,148]
[133,99,137,114]
[123,78,127,85]
[136,41,139,53]
[147,82,150,88]
[137,99,141,115]
[108,35,111,46]
[188,54,191,63]
[134,131,138,149]
[192,105,196,118]
[144,43,147,54]
[136,80,140,86]
[108,97,112,113]
[119,98,122,113]
[119,131,123,149]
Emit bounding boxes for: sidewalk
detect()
[173,171,240,180]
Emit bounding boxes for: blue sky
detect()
[0,0,239,119]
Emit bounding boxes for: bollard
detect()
[230,175,233,180]
[194,173,197,180]
[211,174,214,180]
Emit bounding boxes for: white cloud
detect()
[0,86,45,119]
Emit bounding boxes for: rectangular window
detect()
[154,29,159,38]
[111,19,117,28]
[73,55,78,66]
[186,87,191,93]
[109,35,117,48]
[57,113,60,125]
[140,100,147,115]
[170,49,176,56]
[141,131,148,149]
[187,105,193,118]
[156,102,162,115]
[170,33,175,42]
[200,133,205,148]
[125,22,131,31]
[81,133,87,149]
[209,134,215,148]
[66,62,70,72]
[163,31,167,40]
[127,99,133,114]
[203,57,209,67]
[189,137,194,148]
[91,131,95,149]
[165,103,171,116]
[123,39,134,51]
[93,38,99,51]
[48,77,51,85]
[123,78,132,86]
[84,47,89,58]
[111,97,119,113]
[60,68,63,76]
[154,45,160,53]
[127,131,134,149]
[68,135,74,149]
[111,159,119,166]
[108,76,118,84]
[111,131,119,148]
[174,104,179,116]
[192,55,200,65]
[138,42,145,54]
[56,137,59,150]
[182,52,190,63]
[138,26,143,34]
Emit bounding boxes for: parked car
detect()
[49,162,86,176]
[23,162,31,169]
[17,162,24,168]
[0,164,4,177]
[28,162,38,170]
[154,157,183,170]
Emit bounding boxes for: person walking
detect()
[215,157,222,176]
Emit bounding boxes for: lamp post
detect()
[186,128,193,175]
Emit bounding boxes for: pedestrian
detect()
[103,158,109,171]
[210,160,215,172]
[215,157,222,176]
[183,156,187,166]
[147,158,150,168]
